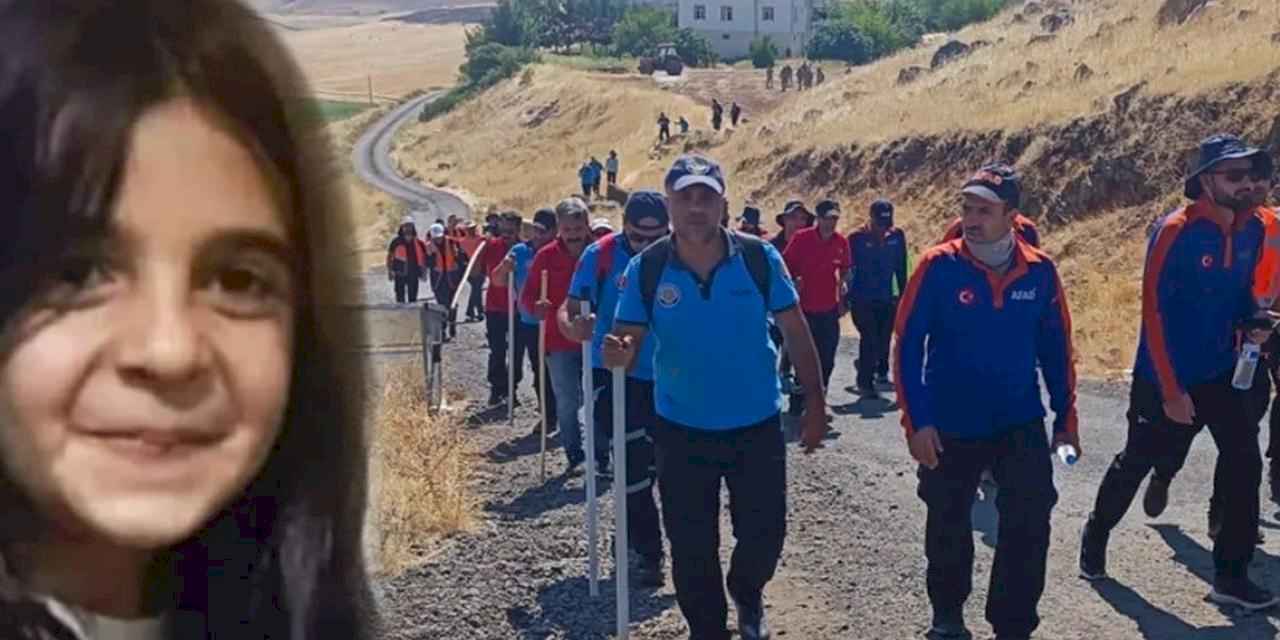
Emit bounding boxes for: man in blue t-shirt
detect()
[603,154,827,640]
[559,190,671,588]
[494,208,558,428]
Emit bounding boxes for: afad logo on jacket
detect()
[958,288,976,305]
[1201,254,1215,269]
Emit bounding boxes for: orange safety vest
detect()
[430,237,463,272]
[389,238,428,274]
[1253,206,1280,309]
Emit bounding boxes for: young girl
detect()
[0,1,375,638]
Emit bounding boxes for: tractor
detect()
[638,43,684,76]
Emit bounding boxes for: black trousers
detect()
[466,278,485,319]
[430,271,459,337]
[1087,371,1269,581]
[850,299,895,387]
[485,313,512,394]
[790,310,839,411]
[918,422,1057,637]
[393,276,419,303]
[653,415,786,640]
[592,370,664,559]
[514,321,554,422]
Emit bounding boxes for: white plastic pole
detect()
[581,299,599,598]
[508,271,516,425]
[611,367,629,638]
[538,271,549,483]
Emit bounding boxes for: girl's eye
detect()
[203,258,292,318]
[39,254,119,309]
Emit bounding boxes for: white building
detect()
[677,0,813,61]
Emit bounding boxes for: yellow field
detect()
[276,18,469,98]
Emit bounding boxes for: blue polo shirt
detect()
[567,233,657,381]
[509,242,538,325]
[616,231,799,430]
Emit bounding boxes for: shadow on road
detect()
[1089,524,1280,638]
[485,428,561,465]
[506,575,678,639]
[831,393,900,419]
[490,470,617,519]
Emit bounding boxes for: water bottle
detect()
[1056,444,1078,466]
[1232,342,1261,390]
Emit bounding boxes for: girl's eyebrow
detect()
[108,226,298,267]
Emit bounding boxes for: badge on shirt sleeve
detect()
[656,283,682,308]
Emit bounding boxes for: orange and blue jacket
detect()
[941,213,1041,248]
[1252,206,1280,310]
[1134,200,1267,400]
[893,238,1077,439]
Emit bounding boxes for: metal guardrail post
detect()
[420,302,447,414]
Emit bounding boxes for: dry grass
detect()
[369,361,477,575]
[274,19,468,97]
[394,65,707,215]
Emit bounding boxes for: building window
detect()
[762,6,775,20]
[694,4,706,19]
[722,33,731,39]
[720,5,733,21]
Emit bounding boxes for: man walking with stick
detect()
[562,191,672,588]
[523,198,602,473]
[496,209,559,429]
[605,154,827,640]
[895,163,1079,640]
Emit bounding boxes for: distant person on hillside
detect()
[604,153,827,640]
[711,99,724,131]
[606,149,620,186]
[846,199,907,397]
[897,163,1078,640]
[657,112,671,142]
[730,101,742,127]
[815,66,825,86]
[522,198,600,473]
[737,206,768,238]
[782,199,851,419]
[780,64,793,91]
[578,161,597,200]
[766,64,774,89]
[590,155,605,197]
[677,115,690,134]
[387,216,429,304]
[495,209,560,430]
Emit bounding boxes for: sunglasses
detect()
[1209,167,1273,184]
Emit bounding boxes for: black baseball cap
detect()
[624,190,669,230]
[871,199,894,221]
[961,163,1021,209]
[532,208,557,230]
[739,206,762,226]
[815,199,841,218]
[665,154,726,195]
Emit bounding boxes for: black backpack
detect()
[638,232,772,318]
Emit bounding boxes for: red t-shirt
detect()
[520,239,581,353]
[481,237,513,312]
[783,226,851,313]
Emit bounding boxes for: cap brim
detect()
[671,175,725,195]
[961,185,1003,204]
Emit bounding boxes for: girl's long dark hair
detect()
[0,1,375,637]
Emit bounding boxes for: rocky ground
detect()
[373,318,1280,639]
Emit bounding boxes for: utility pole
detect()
[367,75,374,106]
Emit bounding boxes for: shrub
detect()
[749,35,779,69]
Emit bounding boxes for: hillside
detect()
[391,0,1280,377]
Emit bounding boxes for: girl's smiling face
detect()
[0,98,296,550]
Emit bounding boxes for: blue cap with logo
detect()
[624,190,670,230]
[665,154,726,195]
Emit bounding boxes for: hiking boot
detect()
[857,383,880,399]
[566,454,585,476]
[927,609,969,638]
[634,553,665,588]
[596,459,613,480]
[487,390,505,407]
[1209,578,1280,610]
[1143,476,1170,518]
[875,372,892,387]
[1079,520,1109,581]
[731,593,770,640]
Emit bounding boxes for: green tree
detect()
[749,35,779,69]
[672,27,718,67]
[460,43,541,87]
[610,7,676,57]
[807,20,874,64]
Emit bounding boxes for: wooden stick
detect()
[581,299,599,598]
[508,270,516,425]
[539,270,549,483]
[612,367,629,638]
